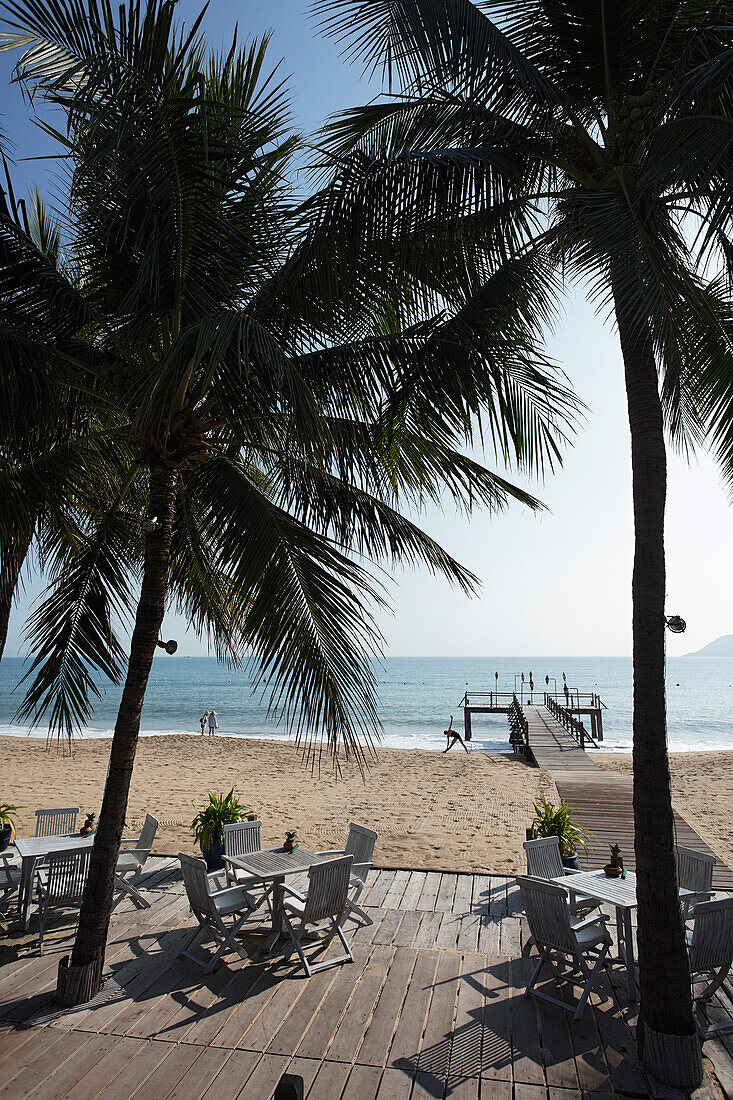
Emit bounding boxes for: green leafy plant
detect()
[0,804,21,836]
[191,790,255,850]
[530,796,590,856]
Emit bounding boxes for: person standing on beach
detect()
[443,714,469,753]
[200,710,209,736]
[207,710,219,736]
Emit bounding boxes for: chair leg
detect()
[573,942,610,1020]
[335,923,354,964]
[697,960,732,1002]
[38,902,45,956]
[283,913,312,977]
[343,899,373,927]
[114,874,151,910]
[525,954,546,998]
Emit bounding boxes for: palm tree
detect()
[0,0,576,1003]
[312,0,733,1083]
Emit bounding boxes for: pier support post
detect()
[464,709,471,742]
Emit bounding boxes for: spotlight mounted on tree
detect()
[664,615,686,634]
[156,638,178,655]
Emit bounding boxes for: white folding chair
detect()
[517,875,612,1020]
[281,855,355,977]
[178,853,262,973]
[114,814,159,909]
[317,823,377,926]
[0,855,20,913]
[687,896,733,1036]
[523,837,600,918]
[675,844,716,918]
[222,819,271,910]
[35,807,80,838]
[36,847,91,955]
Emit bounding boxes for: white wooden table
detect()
[226,846,330,949]
[15,834,95,931]
[552,868,695,1001]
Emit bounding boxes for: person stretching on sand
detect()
[443,714,469,753]
[200,710,209,735]
[207,710,219,736]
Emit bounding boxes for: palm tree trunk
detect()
[613,282,701,1086]
[0,527,33,662]
[65,458,180,995]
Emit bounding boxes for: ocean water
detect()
[1,655,732,754]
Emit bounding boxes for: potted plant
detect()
[529,795,591,869]
[191,790,256,870]
[0,804,21,853]
[605,843,623,877]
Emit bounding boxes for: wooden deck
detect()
[1,858,733,1098]
[523,705,733,891]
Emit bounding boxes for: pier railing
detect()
[507,694,529,754]
[544,695,595,749]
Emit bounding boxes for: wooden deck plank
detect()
[25,1033,118,1100]
[266,964,343,1057]
[412,911,443,949]
[295,944,376,1061]
[342,1063,383,1100]
[357,949,416,1068]
[327,945,394,1063]
[396,872,427,912]
[198,1050,256,1100]
[476,915,501,956]
[382,870,411,910]
[233,1052,290,1099]
[416,950,462,1084]
[373,1067,413,1098]
[391,910,422,949]
[386,950,439,1069]
[0,1028,90,1098]
[507,957,545,1086]
[371,910,404,947]
[449,951,488,1079]
[415,872,442,912]
[367,872,396,909]
[166,1047,235,1100]
[453,875,475,915]
[435,873,458,914]
[130,1042,204,1100]
[304,1058,352,1099]
[93,1037,175,1100]
[471,874,490,915]
[478,958,513,1084]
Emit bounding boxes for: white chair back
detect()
[517,875,576,954]
[524,836,565,880]
[44,847,92,906]
[689,897,733,973]
[35,807,80,837]
[675,844,715,896]
[224,820,262,860]
[179,853,217,930]
[304,855,353,925]
[136,814,159,861]
[345,823,377,886]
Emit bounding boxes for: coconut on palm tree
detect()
[0,0,576,1003]
[312,0,733,1083]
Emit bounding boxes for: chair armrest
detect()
[350,862,372,874]
[572,913,610,932]
[563,868,583,876]
[281,883,307,903]
[315,849,346,857]
[118,847,150,858]
[210,883,255,904]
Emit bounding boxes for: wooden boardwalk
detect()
[1,857,733,1099]
[523,705,733,891]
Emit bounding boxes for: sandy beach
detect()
[595,750,733,873]
[4,736,733,875]
[1,735,559,874]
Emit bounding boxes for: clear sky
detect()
[2,0,731,660]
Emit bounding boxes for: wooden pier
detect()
[462,690,605,743]
[522,703,733,891]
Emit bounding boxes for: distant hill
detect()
[683,635,733,657]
